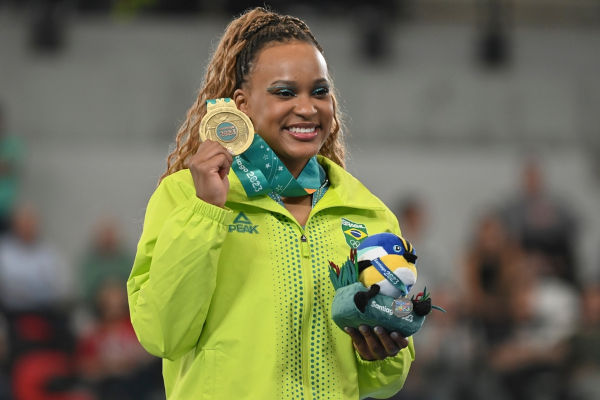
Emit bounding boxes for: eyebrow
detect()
[268,78,330,87]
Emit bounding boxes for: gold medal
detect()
[199,98,254,155]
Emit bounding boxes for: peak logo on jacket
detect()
[229,212,259,234]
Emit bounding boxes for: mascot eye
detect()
[393,245,402,253]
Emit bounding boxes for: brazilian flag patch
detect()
[341,218,368,249]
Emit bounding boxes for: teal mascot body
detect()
[328,233,443,337]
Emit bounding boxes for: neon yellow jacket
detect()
[128,156,414,399]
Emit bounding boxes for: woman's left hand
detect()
[344,325,408,361]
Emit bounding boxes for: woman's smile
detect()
[284,123,320,140]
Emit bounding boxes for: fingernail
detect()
[374,326,383,334]
[359,325,369,334]
[390,332,400,340]
[344,327,350,333]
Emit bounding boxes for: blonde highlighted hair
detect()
[160,7,346,182]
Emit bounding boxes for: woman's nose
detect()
[293,95,317,118]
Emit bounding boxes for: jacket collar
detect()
[226,156,386,216]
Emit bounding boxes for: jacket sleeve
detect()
[356,208,416,399]
[356,337,415,399]
[127,175,231,360]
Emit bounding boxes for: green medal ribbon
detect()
[232,134,326,199]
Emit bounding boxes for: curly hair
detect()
[160,6,346,182]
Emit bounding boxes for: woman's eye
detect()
[312,87,330,97]
[274,88,296,97]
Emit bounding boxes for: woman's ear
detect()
[233,88,249,113]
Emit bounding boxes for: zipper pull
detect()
[300,234,309,258]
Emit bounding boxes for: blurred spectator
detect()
[76,280,161,400]
[392,288,478,400]
[79,217,133,305]
[0,201,91,400]
[12,348,94,400]
[0,104,24,234]
[462,211,522,347]
[396,196,426,244]
[0,202,79,398]
[389,197,481,400]
[0,203,74,312]
[501,157,579,285]
[0,313,9,400]
[487,252,579,400]
[395,196,449,291]
[563,283,600,400]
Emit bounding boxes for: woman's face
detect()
[234,41,334,176]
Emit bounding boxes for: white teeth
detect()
[288,126,316,133]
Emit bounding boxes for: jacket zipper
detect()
[299,229,313,399]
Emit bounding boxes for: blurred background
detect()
[0,0,599,399]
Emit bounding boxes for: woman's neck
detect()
[281,195,312,226]
[281,157,310,178]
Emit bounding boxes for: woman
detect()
[127,7,414,399]
[462,212,521,346]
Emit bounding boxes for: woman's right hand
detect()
[188,140,233,208]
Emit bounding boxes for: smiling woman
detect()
[127,6,415,400]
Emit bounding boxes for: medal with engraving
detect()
[199,98,255,155]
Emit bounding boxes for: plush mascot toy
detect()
[328,233,444,337]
